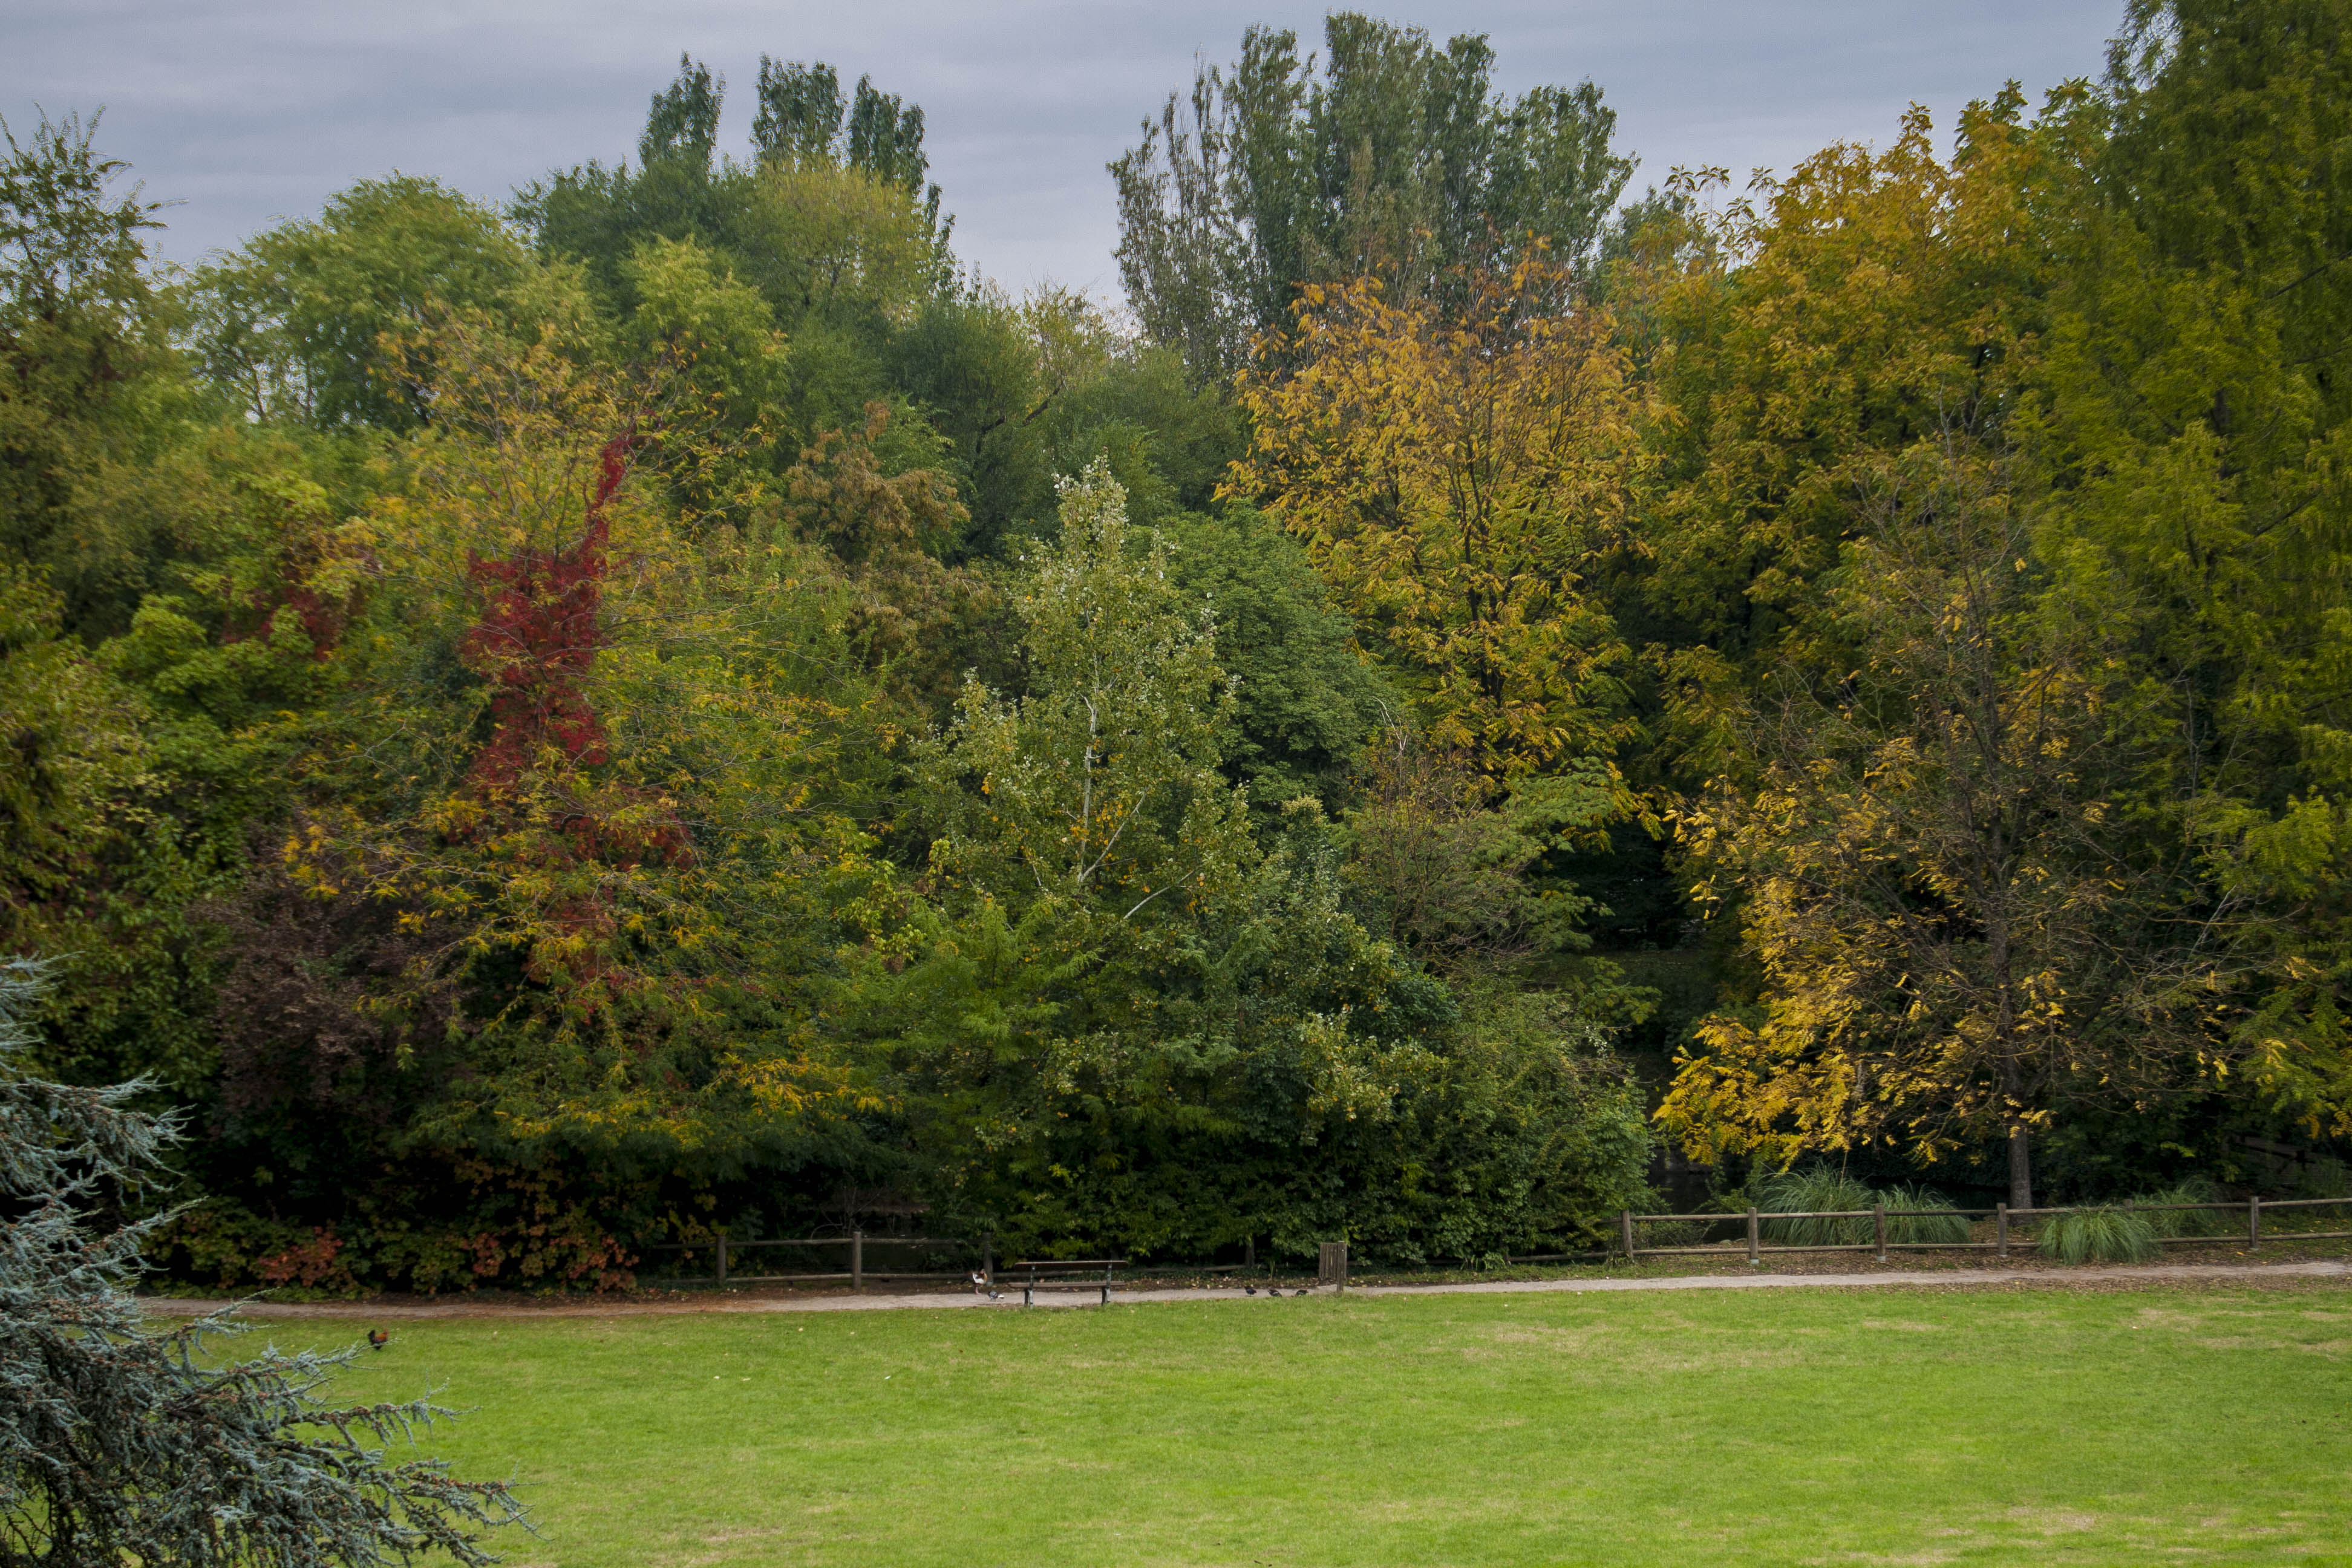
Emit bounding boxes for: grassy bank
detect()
[327,1281,2352,1566]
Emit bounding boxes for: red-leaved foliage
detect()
[462,434,632,789]
[256,1227,353,1290]
[454,431,688,921]
[223,538,347,662]
[281,583,345,661]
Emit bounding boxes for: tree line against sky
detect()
[0,0,2345,1290]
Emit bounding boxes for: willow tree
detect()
[884,461,1397,1220]
[920,458,1252,924]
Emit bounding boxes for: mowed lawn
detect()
[322,1283,2352,1566]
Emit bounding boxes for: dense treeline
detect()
[2,1,2346,1292]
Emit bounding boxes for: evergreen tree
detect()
[0,959,525,1563]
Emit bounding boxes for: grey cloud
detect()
[5,0,2122,298]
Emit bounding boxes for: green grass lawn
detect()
[323,1282,2352,1566]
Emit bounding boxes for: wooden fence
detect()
[639,1234,1403,1290]
[1619,1195,2352,1264]
[639,1232,982,1290]
[629,1197,2348,1292]
[640,1235,1336,1291]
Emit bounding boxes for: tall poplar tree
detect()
[1111,15,1633,380]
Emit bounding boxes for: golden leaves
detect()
[1227,256,1645,782]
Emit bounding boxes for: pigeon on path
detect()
[367,1329,390,1350]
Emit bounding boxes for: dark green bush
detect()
[1638,1218,1708,1247]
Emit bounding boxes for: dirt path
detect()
[144,1256,2352,1321]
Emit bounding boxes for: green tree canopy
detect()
[1112,14,1634,379]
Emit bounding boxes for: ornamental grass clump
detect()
[2036,1205,2161,1264]
[2130,1178,2231,1238]
[1756,1168,1877,1245]
[2298,1158,2351,1200]
[1755,1168,1970,1246]
[1878,1183,1972,1245]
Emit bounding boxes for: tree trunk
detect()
[2000,1049,2033,1210]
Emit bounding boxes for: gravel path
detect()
[143,1256,2352,1320]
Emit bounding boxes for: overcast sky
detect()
[8,0,2125,301]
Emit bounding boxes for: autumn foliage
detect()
[1229,255,1644,782]
[9,13,2352,1295]
[462,432,630,787]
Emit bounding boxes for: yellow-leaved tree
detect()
[1642,96,2299,1204]
[1655,434,2232,1208]
[1225,255,1645,785]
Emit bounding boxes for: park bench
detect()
[1002,1258,1127,1306]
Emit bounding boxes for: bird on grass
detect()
[367,1329,390,1350]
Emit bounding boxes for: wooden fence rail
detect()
[629,1233,1529,1290]
[639,1232,983,1290]
[1619,1196,2352,1264]
[623,1197,2344,1292]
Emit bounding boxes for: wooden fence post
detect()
[1996,1203,2008,1261]
[2249,1195,2262,1249]
[1621,1210,1637,1264]
[1746,1207,1759,1264]
[716,1230,728,1285]
[1873,1204,1887,1263]
[1319,1241,1348,1293]
[852,1229,863,1292]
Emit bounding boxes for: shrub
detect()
[2037,1206,2160,1264]
[1638,1218,1708,1248]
